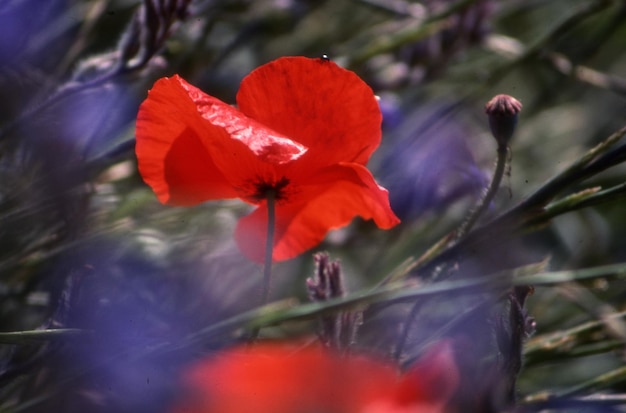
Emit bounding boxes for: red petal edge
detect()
[235,163,400,262]
[237,56,382,169]
[136,76,238,205]
[395,340,460,407]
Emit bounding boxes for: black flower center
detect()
[251,176,290,203]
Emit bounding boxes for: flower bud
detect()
[484,94,522,147]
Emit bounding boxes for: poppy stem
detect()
[249,191,276,342]
[261,190,276,305]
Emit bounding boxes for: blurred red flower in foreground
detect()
[169,341,458,413]
[135,56,399,262]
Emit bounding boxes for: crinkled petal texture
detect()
[136,75,306,205]
[237,56,382,169]
[235,163,400,261]
[169,342,458,413]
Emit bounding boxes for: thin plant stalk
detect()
[262,191,276,305]
[394,146,509,359]
[249,191,276,342]
[456,144,509,239]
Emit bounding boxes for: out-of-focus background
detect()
[1,1,625,412]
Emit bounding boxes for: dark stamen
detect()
[251,177,290,202]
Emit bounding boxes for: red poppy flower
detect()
[135,56,400,262]
[169,341,459,413]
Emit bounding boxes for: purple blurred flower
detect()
[0,0,73,121]
[378,101,486,221]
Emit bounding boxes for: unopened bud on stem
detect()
[485,94,522,147]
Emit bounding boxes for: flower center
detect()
[250,176,290,203]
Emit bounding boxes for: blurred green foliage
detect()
[1,0,626,412]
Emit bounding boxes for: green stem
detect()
[249,191,276,342]
[411,126,626,278]
[457,144,509,239]
[393,299,422,361]
[261,191,276,305]
[396,144,509,357]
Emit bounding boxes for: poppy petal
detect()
[136,75,307,205]
[237,56,382,168]
[136,77,237,205]
[177,76,308,165]
[235,163,400,262]
[171,343,400,413]
[396,340,459,406]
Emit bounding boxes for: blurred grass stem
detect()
[395,128,511,360]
